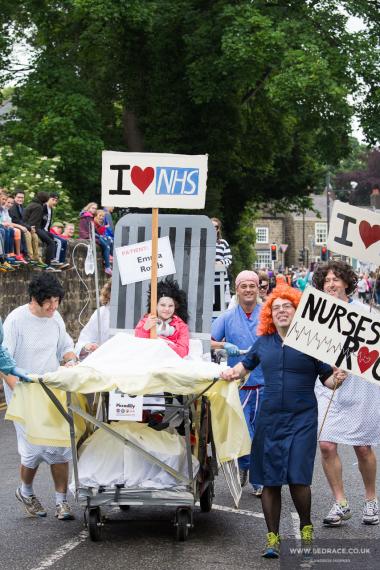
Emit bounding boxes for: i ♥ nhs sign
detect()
[102,151,208,209]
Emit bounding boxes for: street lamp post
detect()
[326,171,331,234]
[302,209,306,267]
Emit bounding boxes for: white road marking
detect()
[212,503,264,518]
[29,530,88,570]
[291,512,301,539]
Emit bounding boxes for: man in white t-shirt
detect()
[2,273,78,520]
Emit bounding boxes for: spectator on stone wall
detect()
[102,206,115,239]
[78,202,97,239]
[93,209,112,276]
[24,191,57,271]
[42,195,69,269]
[3,196,28,264]
[94,209,113,255]
[61,223,75,239]
[79,204,112,276]
[8,190,40,265]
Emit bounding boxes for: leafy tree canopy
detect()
[1,0,379,238]
[334,145,380,205]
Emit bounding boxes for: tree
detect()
[229,201,258,277]
[0,143,75,222]
[334,146,380,205]
[1,1,380,239]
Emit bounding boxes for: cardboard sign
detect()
[108,391,143,421]
[327,201,380,265]
[283,288,380,386]
[102,151,208,209]
[115,236,176,285]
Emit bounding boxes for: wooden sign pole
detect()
[150,207,159,338]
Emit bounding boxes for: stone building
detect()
[253,192,329,270]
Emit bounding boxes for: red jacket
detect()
[135,314,189,358]
[94,220,106,235]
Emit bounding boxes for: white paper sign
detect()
[327,200,380,265]
[102,151,208,209]
[108,391,143,421]
[115,236,176,285]
[283,288,380,386]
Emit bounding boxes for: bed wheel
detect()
[175,508,191,541]
[199,481,214,513]
[88,507,102,542]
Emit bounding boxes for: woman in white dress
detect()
[313,261,380,527]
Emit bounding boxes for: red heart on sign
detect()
[359,221,380,249]
[357,346,379,373]
[131,166,154,193]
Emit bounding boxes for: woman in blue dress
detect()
[222,285,347,559]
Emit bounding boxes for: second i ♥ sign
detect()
[101,151,208,209]
[327,200,380,266]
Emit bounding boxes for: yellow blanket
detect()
[6,335,251,462]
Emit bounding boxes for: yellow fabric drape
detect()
[6,334,251,462]
[6,383,88,447]
[6,365,250,462]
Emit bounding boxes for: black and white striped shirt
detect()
[215,239,232,284]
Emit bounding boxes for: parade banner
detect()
[101,151,208,209]
[283,288,380,386]
[327,200,380,265]
[115,236,176,285]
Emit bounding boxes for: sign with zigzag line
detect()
[284,288,380,386]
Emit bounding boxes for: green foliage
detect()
[333,144,380,205]
[229,202,258,279]
[0,143,76,222]
[1,0,379,244]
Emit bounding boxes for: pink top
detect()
[135,314,189,358]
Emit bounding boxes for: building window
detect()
[315,222,327,245]
[256,227,269,243]
[254,251,271,269]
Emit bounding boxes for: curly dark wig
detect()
[312,261,358,296]
[28,273,65,306]
[147,277,189,323]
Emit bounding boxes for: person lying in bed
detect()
[135,277,190,358]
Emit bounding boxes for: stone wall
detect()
[0,240,107,405]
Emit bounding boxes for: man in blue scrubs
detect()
[211,270,264,494]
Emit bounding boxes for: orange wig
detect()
[257,284,302,336]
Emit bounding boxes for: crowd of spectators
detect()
[253,266,380,307]
[0,187,114,276]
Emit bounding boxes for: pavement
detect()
[1,409,380,570]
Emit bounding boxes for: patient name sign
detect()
[102,151,208,209]
[283,288,380,386]
[115,236,176,285]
